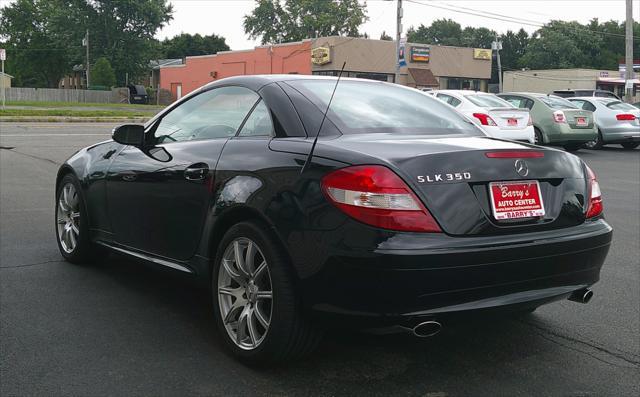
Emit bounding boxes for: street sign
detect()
[0,49,6,61]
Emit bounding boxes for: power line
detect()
[406,0,640,40]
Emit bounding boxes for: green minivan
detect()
[498,93,597,151]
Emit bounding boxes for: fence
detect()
[5,87,124,103]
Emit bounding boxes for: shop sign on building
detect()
[473,48,492,60]
[411,46,430,63]
[311,47,331,65]
[398,37,407,67]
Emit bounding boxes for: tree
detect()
[379,30,392,41]
[500,29,530,72]
[461,27,496,49]
[0,0,73,87]
[0,0,173,87]
[243,0,368,45]
[161,33,230,59]
[520,21,603,69]
[407,19,463,46]
[91,57,116,87]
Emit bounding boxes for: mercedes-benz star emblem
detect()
[515,159,529,177]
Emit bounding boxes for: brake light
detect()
[616,114,636,121]
[321,165,441,232]
[553,111,566,123]
[527,114,533,126]
[472,113,497,126]
[585,165,603,219]
[486,151,544,158]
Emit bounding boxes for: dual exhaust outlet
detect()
[405,288,593,339]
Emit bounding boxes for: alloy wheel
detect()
[218,237,273,350]
[56,183,81,253]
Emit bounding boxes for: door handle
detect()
[184,163,209,181]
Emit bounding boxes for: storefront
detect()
[158,36,492,102]
[310,37,492,91]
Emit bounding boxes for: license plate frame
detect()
[489,180,545,220]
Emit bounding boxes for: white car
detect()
[429,90,535,143]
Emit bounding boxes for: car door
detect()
[106,86,261,260]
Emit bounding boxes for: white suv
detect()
[429,90,535,143]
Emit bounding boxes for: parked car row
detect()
[427,90,639,151]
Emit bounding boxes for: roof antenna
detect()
[300,61,347,174]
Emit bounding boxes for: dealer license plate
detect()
[507,118,517,126]
[489,180,545,220]
[576,117,587,126]
[134,96,142,100]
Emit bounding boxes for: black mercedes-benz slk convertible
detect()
[55,75,612,363]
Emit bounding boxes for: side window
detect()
[502,96,523,108]
[238,100,274,137]
[524,99,534,110]
[582,101,596,112]
[436,94,461,107]
[570,100,586,109]
[153,86,259,144]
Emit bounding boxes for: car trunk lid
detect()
[314,135,588,236]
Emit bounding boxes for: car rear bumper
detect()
[600,125,640,143]
[482,125,535,143]
[299,219,612,327]
[545,124,597,144]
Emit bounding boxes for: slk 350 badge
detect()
[417,172,472,183]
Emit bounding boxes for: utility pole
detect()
[493,35,503,93]
[624,0,634,103]
[395,0,403,84]
[84,30,90,89]
[1,48,6,110]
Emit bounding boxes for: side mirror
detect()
[112,124,145,146]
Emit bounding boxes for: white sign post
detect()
[0,48,6,110]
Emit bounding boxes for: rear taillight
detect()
[616,114,636,121]
[527,114,533,126]
[472,113,497,126]
[585,165,603,219]
[321,165,441,232]
[553,111,566,123]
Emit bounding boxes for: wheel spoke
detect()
[254,304,270,328]
[71,223,80,235]
[224,302,244,324]
[70,211,80,220]
[219,286,238,297]
[58,199,68,213]
[68,226,77,249]
[57,218,66,225]
[247,309,259,347]
[222,259,246,286]
[253,261,267,280]
[256,291,272,300]
[233,240,249,277]
[245,241,255,274]
[236,309,248,344]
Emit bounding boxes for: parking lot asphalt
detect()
[1,122,638,396]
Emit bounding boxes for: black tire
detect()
[563,144,582,152]
[534,128,544,145]
[55,174,101,263]
[212,221,322,364]
[584,130,604,150]
[621,142,639,150]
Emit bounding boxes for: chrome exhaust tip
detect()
[412,321,442,338]
[568,288,593,304]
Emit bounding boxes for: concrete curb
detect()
[0,116,151,123]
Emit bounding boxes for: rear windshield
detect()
[466,94,514,108]
[286,79,482,136]
[604,101,637,111]
[537,95,578,110]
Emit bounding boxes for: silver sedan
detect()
[568,97,640,150]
